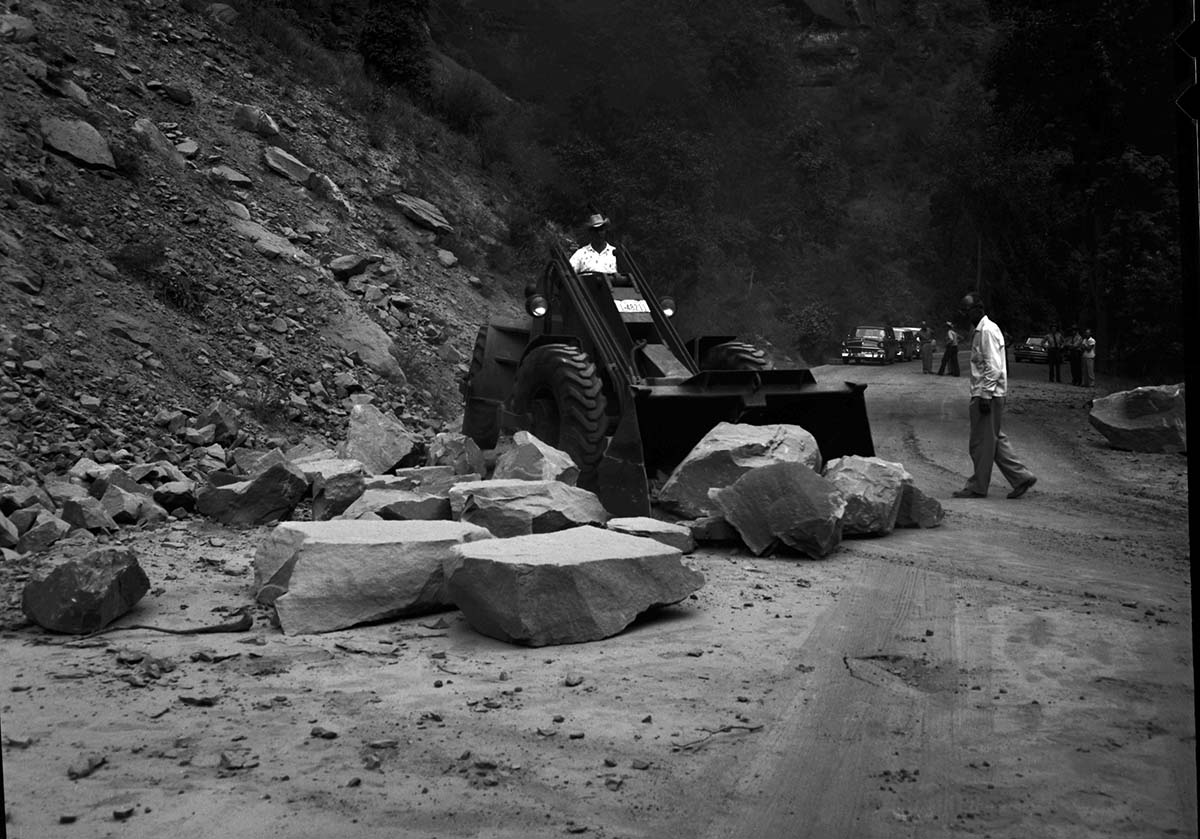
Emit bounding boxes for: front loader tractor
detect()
[461,243,875,516]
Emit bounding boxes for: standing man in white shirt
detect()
[952,292,1038,500]
[569,213,618,274]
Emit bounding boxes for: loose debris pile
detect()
[6,416,942,645]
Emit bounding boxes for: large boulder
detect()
[263,146,313,183]
[895,482,944,529]
[658,423,823,518]
[40,118,115,169]
[336,404,419,474]
[196,462,308,526]
[16,511,72,554]
[22,547,150,634]
[606,516,695,554]
[0,511,18,549]
[254,520,492,635]
[131,117,185,169]
[714,462,845,558]
[448,479,609,537]
[338,488,452,521]
[1088,384,1186,454]
[377,192,454,233]
[369,466,460,493]
[445,526,705,646]
[196,400,240,446]
[492,431,578,485]
[60,496,119,534]
[822,455,910,536]
[428,432,487,477]
[232,103,279,137]
[292,458,367,520]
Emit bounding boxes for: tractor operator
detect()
[570,213,618,274]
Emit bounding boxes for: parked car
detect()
[1014,335,1050,363]
[841,325,899,365]
[894,327,921,361]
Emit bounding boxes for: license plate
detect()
[614,298,650,313]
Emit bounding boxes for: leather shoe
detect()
[1006,477,1037,499]
[952,489,986,498]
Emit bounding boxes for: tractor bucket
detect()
[644,370,871,475]
[589,370,875,517]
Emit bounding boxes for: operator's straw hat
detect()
[585,213,609,229]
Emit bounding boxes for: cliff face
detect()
[1,0,529,482]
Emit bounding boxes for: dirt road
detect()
[1,358,1192,838]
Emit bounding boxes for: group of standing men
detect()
[1043,325,1096,387]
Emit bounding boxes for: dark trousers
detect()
[1047,348,1062,382]
[964,397,1036,495]
[937,346,960,376]
[1068,350,1082,385]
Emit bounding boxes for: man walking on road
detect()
[937,320,960,376]
[952,292,1038,500]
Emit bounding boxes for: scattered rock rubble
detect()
[7,417,942,643]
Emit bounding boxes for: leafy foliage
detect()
[358,0,432,98]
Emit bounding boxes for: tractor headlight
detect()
[660,296,676,317]
[526,294,548,317]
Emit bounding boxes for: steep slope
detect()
[1,0,526,483]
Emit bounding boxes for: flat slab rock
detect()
[449,479,608,537]
[255,520,493,635]
[1088,384,1186,454]
[445,526,705,646]
[606,516,695,553]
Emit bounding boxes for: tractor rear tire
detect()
[510,344,608,479]
[461,326,499,448]
[700,341,771,372]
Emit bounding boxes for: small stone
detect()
[310,726,338,740]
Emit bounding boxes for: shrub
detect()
[358,0,431,99]
[435,71,496,135]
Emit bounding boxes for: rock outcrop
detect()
[1089,384,1187,454]
[445,526,705,646]
[658,423,823,518]
[714,462,845,557]
[254,520,492,635]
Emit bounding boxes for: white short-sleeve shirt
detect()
[570,243,617,274]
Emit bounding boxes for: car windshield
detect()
[855,328,886,340]
[1026,337,1046,346]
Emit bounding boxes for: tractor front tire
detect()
[510,344,608,479]
[700,341,771,372]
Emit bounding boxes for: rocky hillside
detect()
[0,0,530,486]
